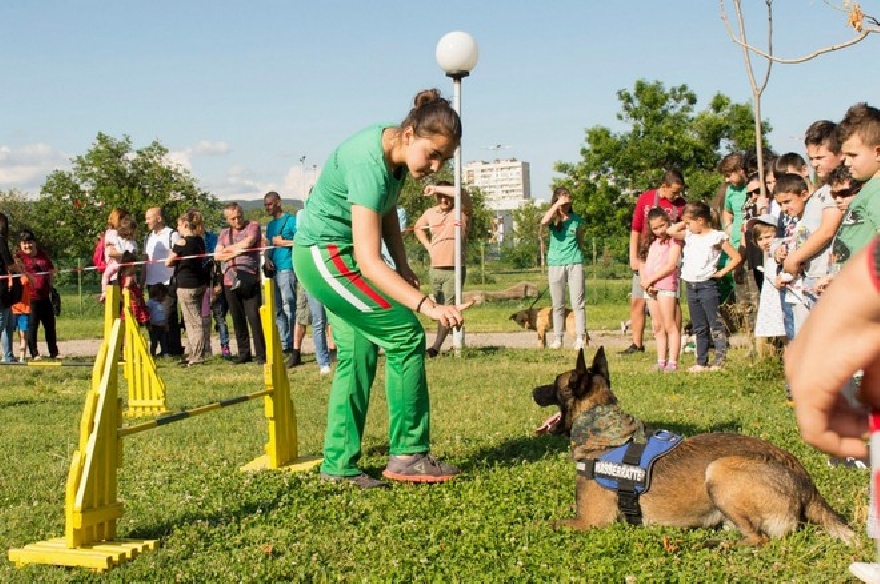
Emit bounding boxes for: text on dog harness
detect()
[577,430,682,525]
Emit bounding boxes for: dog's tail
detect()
[805,492,855,544]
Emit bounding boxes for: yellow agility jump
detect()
[7,280,321,572]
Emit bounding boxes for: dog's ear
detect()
[591,346,610,387]
[575,348,588,375]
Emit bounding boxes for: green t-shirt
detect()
[724,184,748,248]
[833,176,880,266]
[546,212,585,266]
[295,123,406,247]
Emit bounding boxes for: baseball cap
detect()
[746,213,777,231]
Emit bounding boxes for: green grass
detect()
[0,347,871,582]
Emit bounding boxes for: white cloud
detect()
[0,143,70,195]
[204,162,321,202]
[283,163,321,200]
[165,151,192,171]
[192,140,230,156]
[166,140,230,173]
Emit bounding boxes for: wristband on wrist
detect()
[416,294,430,313]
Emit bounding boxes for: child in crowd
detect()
[639,208,682,372]
[831,102,880,272]
[741,172,771,291]
[771,153,811,236]
[10,273,32,362]
[119,251,150,326]
[146,283,171,357]
[772,173,840,339]
[668,201,741,372]
[751,217,786,342]
[821,164,865,289]
[101,215,138,301]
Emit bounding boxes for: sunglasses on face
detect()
[748,188,762,196]
[830,188,856,199]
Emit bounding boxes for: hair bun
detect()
[413,88,445,109]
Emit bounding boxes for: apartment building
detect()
[463,158,531,212]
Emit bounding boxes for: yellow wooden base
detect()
[8,537,158,572]
[240,455,323,473]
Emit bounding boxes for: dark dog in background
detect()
[509,307,587,348]
[532,347,853,545]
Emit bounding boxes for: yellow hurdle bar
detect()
[118,389,272,438]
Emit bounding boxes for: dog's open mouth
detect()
[535,412,562,435]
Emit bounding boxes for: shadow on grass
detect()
[453,419,743,472]
[642,419,743,436]
[125,475,312,542]
[460,434,570,470]
[0,399,40,410]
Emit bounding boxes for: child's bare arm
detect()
[666,222,686,240]
[712,240,741,278]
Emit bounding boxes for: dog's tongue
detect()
[536,412,562,435]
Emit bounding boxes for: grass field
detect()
[0,342,872,582]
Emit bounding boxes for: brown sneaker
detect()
[382,453,459,483]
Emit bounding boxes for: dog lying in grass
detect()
[532,347,854,545]
[509,307,587,348]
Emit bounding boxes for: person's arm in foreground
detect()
[787,239,880,458]
[352,204,470,329]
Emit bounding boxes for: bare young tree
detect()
[719,0,878,190]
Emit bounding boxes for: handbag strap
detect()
[269,215,291,262]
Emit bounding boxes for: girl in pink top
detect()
[639,208,682,372]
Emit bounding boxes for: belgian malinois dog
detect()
[532,347,854,545]
[509,307,586,348]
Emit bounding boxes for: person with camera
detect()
[215,202,266,365]
[262,191,298,363]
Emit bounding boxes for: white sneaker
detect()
[320,366,332,375]
[549,339,563,350]
[572,337,587,351]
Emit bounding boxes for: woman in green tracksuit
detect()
[293,89,470,489]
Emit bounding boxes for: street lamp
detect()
[436,31,478,354]
[299,156,306,199]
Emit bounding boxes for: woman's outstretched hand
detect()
[422,300,474,329]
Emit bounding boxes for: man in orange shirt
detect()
[414,182,472,357]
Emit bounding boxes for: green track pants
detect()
[293,242,429,476]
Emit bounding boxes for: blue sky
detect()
[1,1,877,202]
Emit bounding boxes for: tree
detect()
[502,202,546,269]
[719,0,879,189]
[554,80,768,239]
[0,189,34,240]
[31,133,219,258]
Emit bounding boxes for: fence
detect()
[48,236,633,316]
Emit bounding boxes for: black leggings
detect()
[28,298,58,358]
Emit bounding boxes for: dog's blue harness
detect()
[576,430,682,525]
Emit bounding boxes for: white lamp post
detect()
[436,31,478,354]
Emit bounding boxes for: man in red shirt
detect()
[622,169,687,354]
